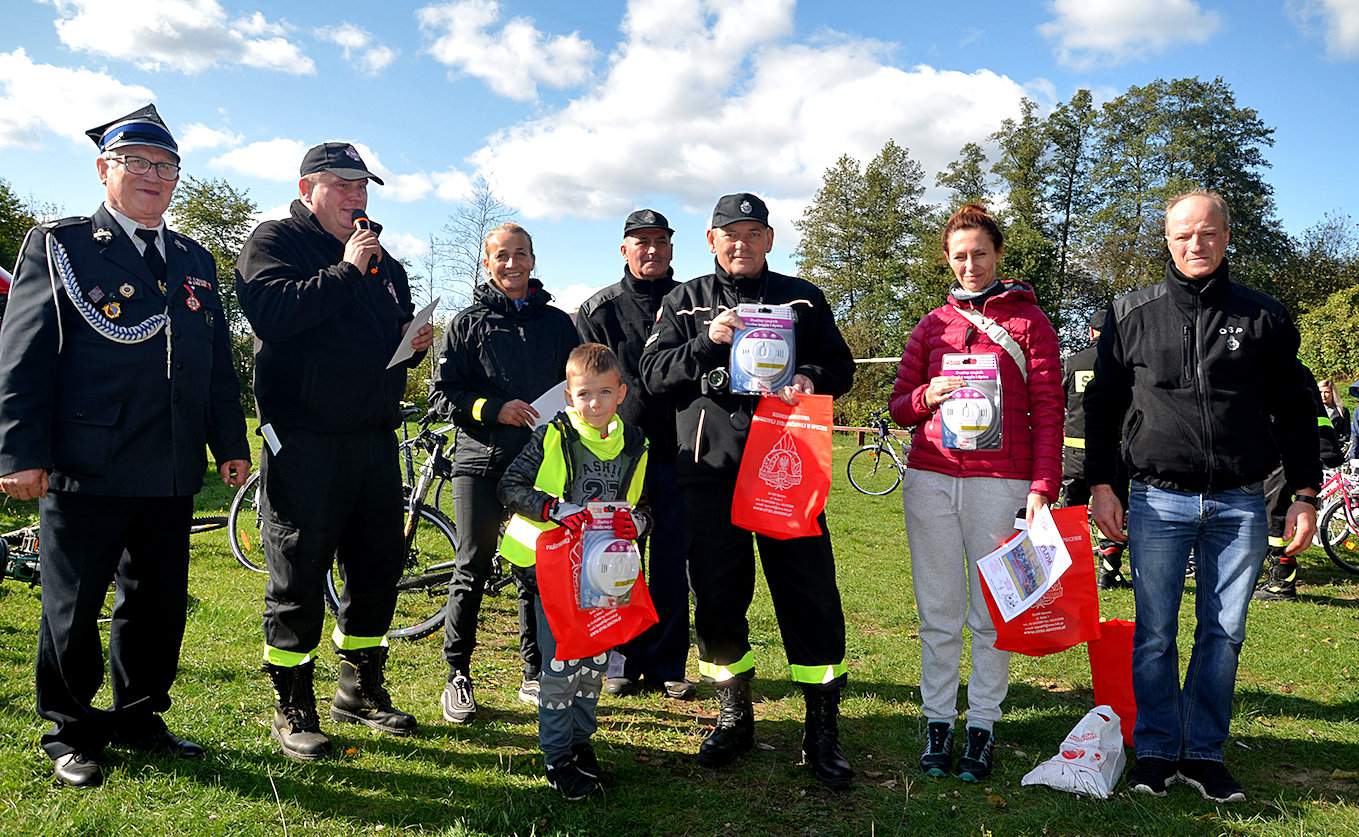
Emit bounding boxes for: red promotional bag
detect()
[535,526,659,660]
[731,394,834,540]
[1087,618,1137,747]
[979,505,1102,657]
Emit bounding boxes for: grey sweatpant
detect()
[901,469,1030,727]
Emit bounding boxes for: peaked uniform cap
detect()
[85,104,179,161]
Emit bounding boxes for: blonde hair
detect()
[566,343,622,380]
[482,223,534,258]
[1165,190,1231,230]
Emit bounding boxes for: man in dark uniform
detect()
[1061,309,1129,588]
[236,142,432,760]
[575,209,694,701]
[640,193,857,789]
[0,105,250,787]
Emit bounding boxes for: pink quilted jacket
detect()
[888,280,1063,500]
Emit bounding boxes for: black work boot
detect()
[1253,553,1298,601]
[265,661,331,761]
[696,678,755,767]
[331,646,418,734]
[801,684,854,789]
[1096,541,1129,589]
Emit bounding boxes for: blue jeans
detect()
[1127,480,1267,762]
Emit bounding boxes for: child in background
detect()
[497,343,650,800]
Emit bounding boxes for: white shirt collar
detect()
[102,201,166,258]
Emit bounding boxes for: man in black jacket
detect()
[640,193,856,788]
[1084,191,1320,803]
[0,105,250,787]
[236,142,432,760]
[576,209,694,700]
[430,223,578,724]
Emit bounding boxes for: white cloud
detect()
[252,201,294,228]
[418,0,596,101]
[315,23,399,75]
[384,232,432,261]
[212,138,310,181]
[467,0,1028,240]
[548,283,598,313]
[47,0,316,75]
[178,122,242,154]
[1290,0,1359,58]
[1038,0,1221,68]
[0,48,154,149]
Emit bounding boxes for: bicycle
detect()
[1317,462,1359,575]
[1,525,40,585]
[846,407,909,496]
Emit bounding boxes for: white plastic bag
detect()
[1021,705,1126,799]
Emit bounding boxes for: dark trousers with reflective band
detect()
[261,429,404,661]
[684,480,846,685]
[35,491,192,759]
[442,473,540,677]
[1263,466,1289,548]
[609,462,692,683]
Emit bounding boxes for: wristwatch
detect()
[1291,493,1320,508]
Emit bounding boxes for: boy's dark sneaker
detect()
[955,726,995,782]
[572,741,602,780]
[1176,759,1246,803]
[546,758,601,801]
[1127,755,1177,797]
[919,721,954,777]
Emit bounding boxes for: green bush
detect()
[1298,283,1359,383]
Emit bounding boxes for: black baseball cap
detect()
[623,209,674,236]
[711,192,769,228]
[299,142,385,185]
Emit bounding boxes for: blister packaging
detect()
[730,304,796,394]
[939,353,1002,450]
[577,501,642,610]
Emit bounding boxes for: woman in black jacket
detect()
[429,223,579,724]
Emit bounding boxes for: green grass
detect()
[1,438,1357,836]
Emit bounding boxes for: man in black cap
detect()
[575,209,694,701]
[0,104,250,787]
[640,193,857,788]
[1061,308,1129,588]
[236,141,433,760]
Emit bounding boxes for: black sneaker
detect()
[572,741,602,779]
[546,758,601,800]
[919,721,954,777]
[441,674,476,724]
[1127,755,1177,797]
[1252,560,1297,601]
[955,726,995,782]
[1176,759,1246,803]
[1097,567,1129,590]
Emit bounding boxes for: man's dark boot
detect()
[696,678,755,767]
[331,646,418,734]
[265,661,331,761]
[1253,551,1298,601]
[801,684,854,789]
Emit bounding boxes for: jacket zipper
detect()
[1191,299,1215,489]
[1181,325,1191,383]
[694,408,706,464]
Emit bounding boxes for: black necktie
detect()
[135,228,166,286]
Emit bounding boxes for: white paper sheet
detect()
[530,380,568,428]
[386,297,439,369]
[977,504,1073,622]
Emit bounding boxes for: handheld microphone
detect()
[351,209,380,276]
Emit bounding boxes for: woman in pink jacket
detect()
[889,203,1063,783]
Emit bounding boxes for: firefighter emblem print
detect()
[758,432,804,491]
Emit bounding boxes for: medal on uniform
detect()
[92,228,113,245]
[158,280,167,295]
[183,283,202,311]
[119,283,135,298]
[102,301,122,319]
[88,286,106,304]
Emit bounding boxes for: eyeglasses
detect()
[108,155,181,181]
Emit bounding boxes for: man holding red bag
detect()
[640,193,857,789]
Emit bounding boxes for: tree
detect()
[935,142,989,208]
[1043,89,1101,340]
[1298,283,1359,382]
[1274,212,1359,314]
[434,177,515,313]
[989,98,1062,328]
[0,178,40,274]
[169,176,259,411]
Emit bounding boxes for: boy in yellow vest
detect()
[498,343,650,799]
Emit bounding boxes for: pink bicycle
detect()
[1317,463,1359,574]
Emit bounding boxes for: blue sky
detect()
[4,0,1359,315]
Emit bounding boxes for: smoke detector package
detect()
[577,501,642,610]
[939,353,1002,450]
[731,304,796,394]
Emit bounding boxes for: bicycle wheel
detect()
[847,444,903,495]
[1319,499,1359,574]
[227,471,269,573]
[324,504,458,640]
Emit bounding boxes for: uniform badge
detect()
[119,283,135,298]
[740,200,752,214]
[186,276,213,289]
[88,286,106,304]
[102,301,122,319]
[1227,336,1240,351]
[92,228,113,245]
[157,280,167,295]
[345,145,361,161]
[173,237,188,252]
[186,296,202,312]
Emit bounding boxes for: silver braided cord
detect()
[48,233,168,345]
